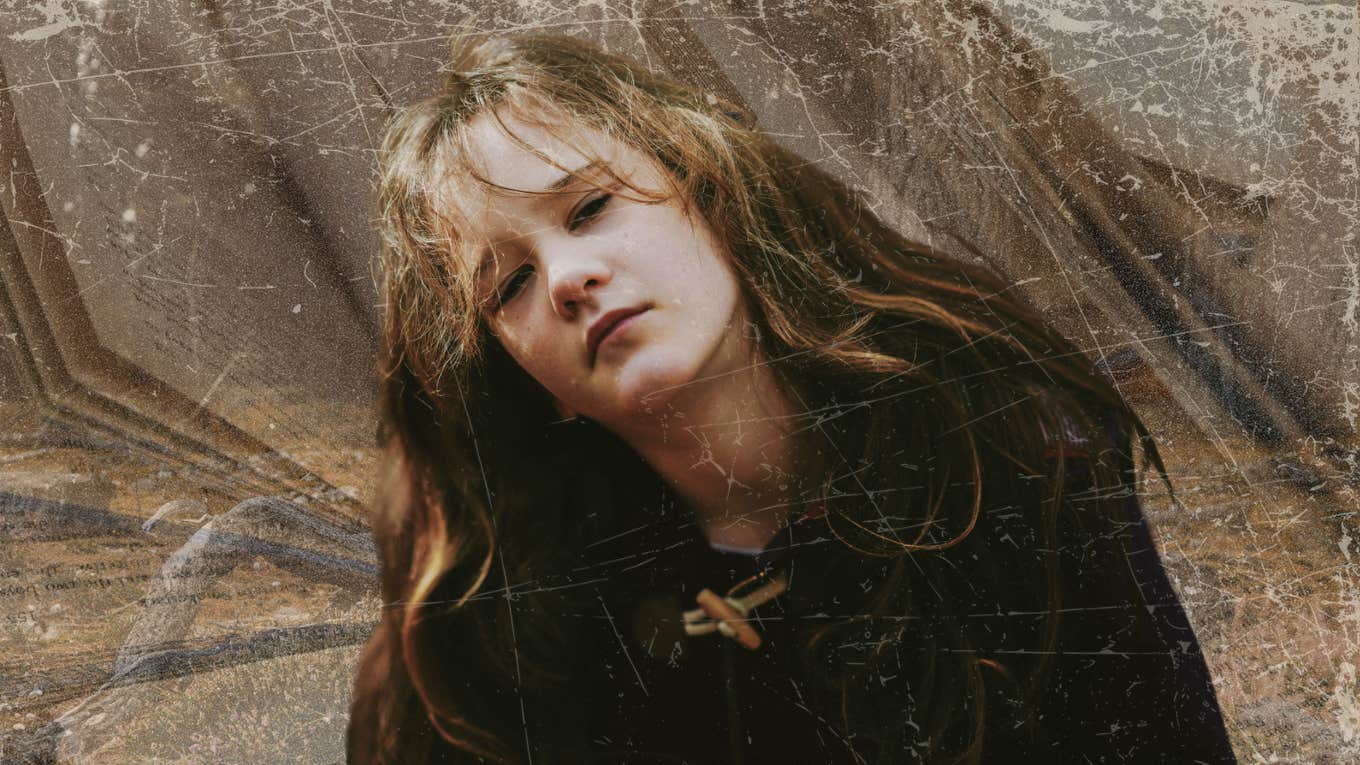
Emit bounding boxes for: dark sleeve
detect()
[1009,483,1237,763]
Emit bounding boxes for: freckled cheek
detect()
[492,329,541,378]
[517,338,582,387]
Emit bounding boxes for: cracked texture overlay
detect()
[0,1,1357,762]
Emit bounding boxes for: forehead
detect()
[450,107,621,215]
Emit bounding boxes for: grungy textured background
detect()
[0,0,1356,762]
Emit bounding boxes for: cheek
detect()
[670,221,738,301]
[498,327,578,394]
[685,254,742,317]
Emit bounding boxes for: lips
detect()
[587,306,648,362]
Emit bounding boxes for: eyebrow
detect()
[544,159,603,193]
[473,160,607,281]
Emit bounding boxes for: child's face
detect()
[452,107,752,430]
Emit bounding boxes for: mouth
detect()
[587,306,648,364]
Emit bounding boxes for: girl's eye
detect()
[569,193,611,231]
[496,265,535,307]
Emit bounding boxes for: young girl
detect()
[348,33,1234,764]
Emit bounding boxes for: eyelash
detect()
[494,193,613,307]
[496,267,535,306]
[569,192,611,231]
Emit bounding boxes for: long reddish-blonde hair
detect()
[349,32,1155,764]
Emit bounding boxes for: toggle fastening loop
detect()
[681,572,788,651]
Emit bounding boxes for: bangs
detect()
[442,91,677,215]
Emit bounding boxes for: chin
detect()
[607,352,704,418]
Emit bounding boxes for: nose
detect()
[546,248,612,320]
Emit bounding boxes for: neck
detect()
[609,361,813,552]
